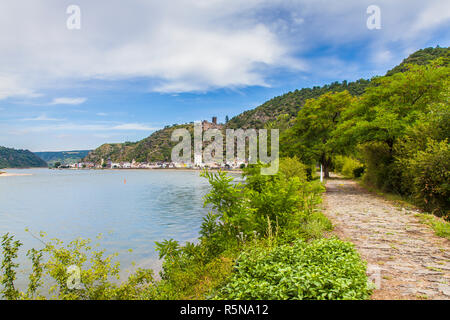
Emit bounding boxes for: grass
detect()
[415,213,450,240]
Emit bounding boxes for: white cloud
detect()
[50,97,87,105]
[0,0,447,96]
[20,115,66,121]
[0,0,304,95]
[10,122,158,134]
[0,75,39,100]
[372,50,393,65]
[96,112,108,116]
[412,1,450,32]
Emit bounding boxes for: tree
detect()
[335,61,449,155]
[333,60,449,190]
[281,91,355,178]
[225,115,229,124]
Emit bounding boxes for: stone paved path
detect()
[323,178,450,300]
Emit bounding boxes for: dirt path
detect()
[324,178,450,300]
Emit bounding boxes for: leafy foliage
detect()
[214,238,371,300]
[333,155,364,178]
[153,158,343,300]
[330,58,449,215]
[402,140,449,217]
[281,91,355,177]
[0,232,155,300]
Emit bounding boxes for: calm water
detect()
[0,168,235,287]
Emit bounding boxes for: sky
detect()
[0,0,449,152]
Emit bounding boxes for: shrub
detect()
[360,142,400,191]
[214,238,371,300]
[0,233,155,300]
[341,157,363,178]
[334,155,364,178]
[353,166,365,178]
[279,156,307,181]
[405,140,450,217]
[333,155,346,173]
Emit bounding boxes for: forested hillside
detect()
[0,146,48,168]
[35,150,91,166]
[84,124,194,163]
[225,79,370,129]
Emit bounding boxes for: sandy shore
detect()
[0,172,32,177]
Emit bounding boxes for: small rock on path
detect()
[324,178,450,300]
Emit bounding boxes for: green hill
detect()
[225,79,370,129]
[0,146,48,169]
[84,124,194,163]
[34,150,91,166]
[85,46,449,164]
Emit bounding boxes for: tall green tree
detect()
[281,91,355,178]
[333,60,449,190]
[334,60,449,153]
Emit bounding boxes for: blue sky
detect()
[0,0,449,151]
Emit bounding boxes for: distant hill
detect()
[34,150,91,166]
[85,46,449,164]
[84,124,194,163]
[0,146,48,168]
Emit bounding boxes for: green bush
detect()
[341,158,363,178]
[360,142,399,191]
[405,140,450,217]
[333,155,346,173]
[214,238,371,300]
[279,156,307,181]
[334,155,364,178]
[352,166,365,178]
[0,233,155,300]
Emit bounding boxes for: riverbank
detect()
[53,167,243,174]
[0,171,32,177]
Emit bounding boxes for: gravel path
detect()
[323,178,450,300]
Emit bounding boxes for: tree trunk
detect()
[320,154,331,179]
[324,164,330,178]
